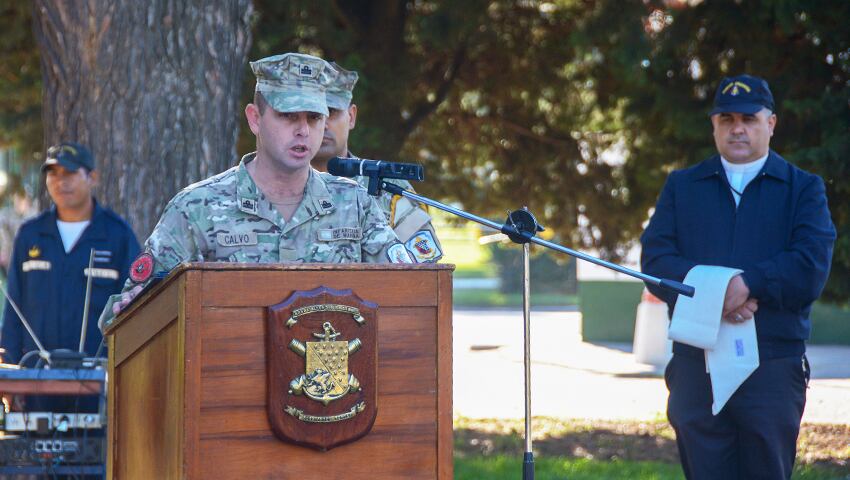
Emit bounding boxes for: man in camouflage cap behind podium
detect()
[101,53,412,327]
[313,61,443,264]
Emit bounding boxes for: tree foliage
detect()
[249,0,848,303]
[249,0,636,257]
[574,0,850,303]
[0,1,41,154]
[1,1,847,301]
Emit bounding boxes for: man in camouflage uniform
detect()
[312,62,443,264]
[101,53,411,327]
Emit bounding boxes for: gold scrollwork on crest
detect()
[284,401,366,423]
[286,304,365,328]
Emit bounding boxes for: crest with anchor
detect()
[267,286,378,451]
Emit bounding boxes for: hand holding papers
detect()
[668,265,760,415]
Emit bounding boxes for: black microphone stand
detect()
[365,175,694,480]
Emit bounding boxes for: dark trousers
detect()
[665,353,808,480]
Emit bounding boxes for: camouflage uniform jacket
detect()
[351,153,443,263]
[100,153,406,328]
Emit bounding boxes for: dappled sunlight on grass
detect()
[454,417,850,479]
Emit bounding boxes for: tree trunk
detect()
[32,0,253,239]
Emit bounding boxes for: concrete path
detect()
[452,309,850,424]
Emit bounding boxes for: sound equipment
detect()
[4,412,104,432]
[0,436,105,466]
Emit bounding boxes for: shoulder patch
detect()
[404,230,443,263]
[387,243,414,264]
[129,251,155,284]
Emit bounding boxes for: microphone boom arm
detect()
[378,181,695,298]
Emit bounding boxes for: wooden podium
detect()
[103,263,453,479]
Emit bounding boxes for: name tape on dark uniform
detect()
[84,268,120,280]
[22,260,51,272]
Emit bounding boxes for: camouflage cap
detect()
[250,53,338,116]
[326,62,359,110]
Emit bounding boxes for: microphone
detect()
[328,157,424,182]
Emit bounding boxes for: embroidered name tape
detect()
[22,260,51,272]
[217,232,259,247]
[84,268,120,280]
[317,228,362,242]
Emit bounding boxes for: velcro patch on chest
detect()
[22,260,51,272]
[84,268,120,280]
[217,232,259,247]
[317,227,362,242]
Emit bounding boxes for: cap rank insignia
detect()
[722,81,751,96]
[299,64,314,77]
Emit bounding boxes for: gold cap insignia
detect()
[722,81,752,96]
[28,246,40,258]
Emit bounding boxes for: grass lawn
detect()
[455,456,684,479]
[454,418,850,479]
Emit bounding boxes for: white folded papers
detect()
[668,265,760,415]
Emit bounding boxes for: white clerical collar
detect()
[720,153,768,174]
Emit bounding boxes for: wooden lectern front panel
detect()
[106,265,452,480]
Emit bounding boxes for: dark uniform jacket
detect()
[641,151,835,359]
[1,200,139,364]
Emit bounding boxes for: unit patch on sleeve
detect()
[387,243,414,264]
[129,252,155,284]
[404,230,443,263]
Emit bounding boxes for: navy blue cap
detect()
[42,142,95,172]
[710,74,774,116]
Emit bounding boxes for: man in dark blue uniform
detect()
[641,75,836,479]
[1,142,139,372]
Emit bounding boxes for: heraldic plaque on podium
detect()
[267,286,378,450]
